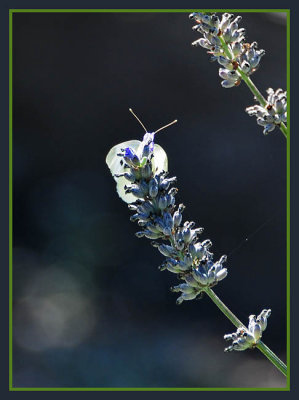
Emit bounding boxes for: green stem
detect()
[219,36,287,139]
[278,120,288,138]
[238,70,267,106]
[205,287,287,377]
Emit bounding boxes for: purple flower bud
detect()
[149,177,159,198]
[176,291,199,305]
[221,79,237,89]
[193,267,208,285]
[142,132,155,153]
[216,268,228,281]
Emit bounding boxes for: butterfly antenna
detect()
[154,119,178,134]
[129,108,148,133]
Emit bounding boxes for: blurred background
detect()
[13,11,287,388]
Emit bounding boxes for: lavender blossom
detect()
[246,88,287,135]
[189,12,266,88]
[107,132,228,305]
[224,309,271,352]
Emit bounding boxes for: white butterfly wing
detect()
[152,144,168,173]
[106,140,141,203]
[106,140,141,179]
[115,175,137,204]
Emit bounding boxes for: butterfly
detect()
[106,109,177,203]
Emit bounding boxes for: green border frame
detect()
[8,8,290,392]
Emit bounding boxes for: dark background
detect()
[12,11,287,388]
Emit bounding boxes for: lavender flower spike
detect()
[106,118,228,305]
[246,88,287,135]
[224,309,271,352]
[189,12,265,88]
